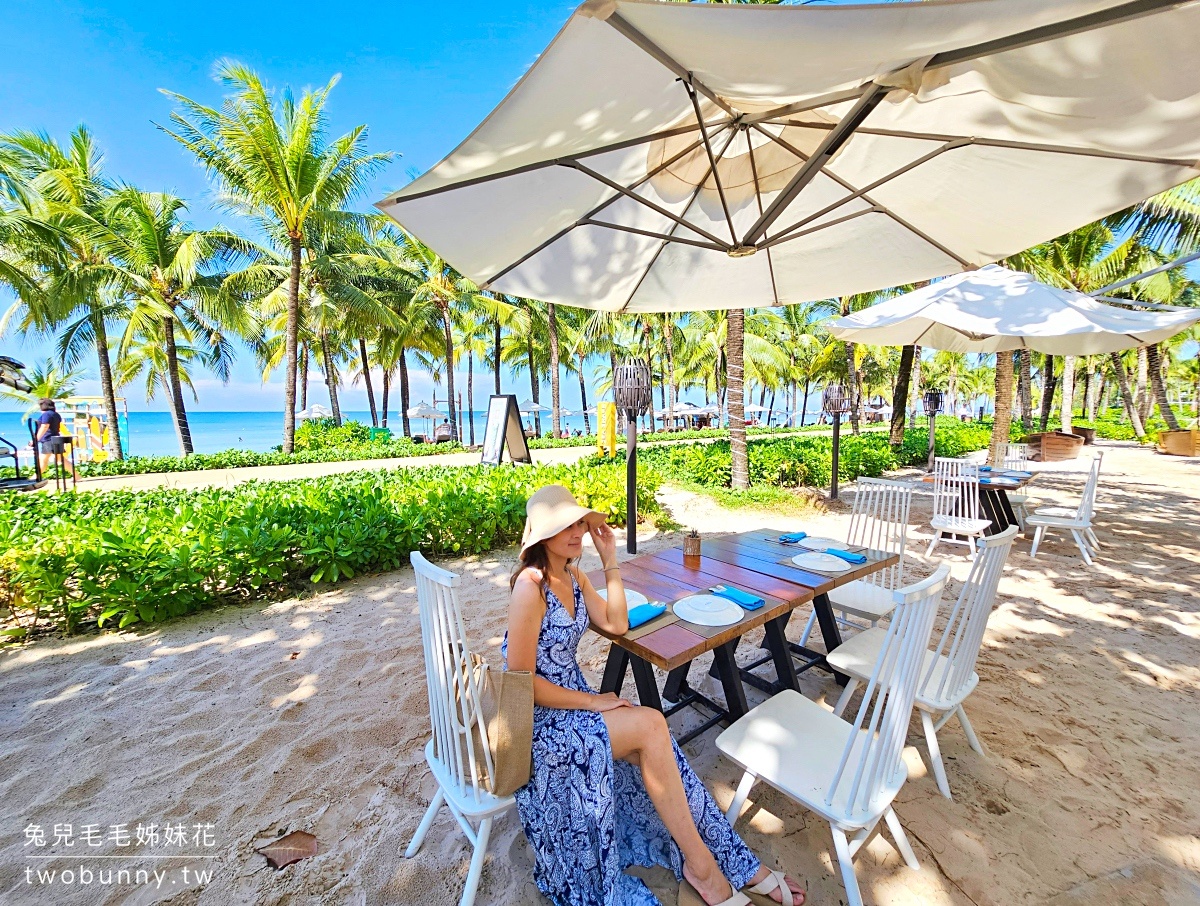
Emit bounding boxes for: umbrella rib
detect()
[741,83,887,247]
[618,130,741,313]
[758,207,881,251]
[563,159,731,247]
[742,88,874,126]
[578,219,724,250]
[685,80,738,245]
[745,127,780,307]
[752,124,972,266]
[481,132,713,288]
[381,121,721,205]
[605,11,738,117]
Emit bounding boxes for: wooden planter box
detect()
[1071,427,1097,445]
[1157,429,1200,456]
[1020,431,1085,461]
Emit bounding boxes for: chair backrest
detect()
[828,563,951,820]
[1002,443,1030,471]
[846,478,913,590]
[1078,451,1104,523]
[920,526,1017,708]
[931,457,981,523]
[411,551,493,806]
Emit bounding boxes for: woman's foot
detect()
[746,866,806,905]
[682,858,735,905]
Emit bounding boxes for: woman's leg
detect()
[603,706,733,903]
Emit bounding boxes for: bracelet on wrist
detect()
[602,565,620,573]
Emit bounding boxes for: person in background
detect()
[32,398,76,479]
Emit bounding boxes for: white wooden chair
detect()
[926,457,990,559]
[717,564,952,906]
[829,527,1017,798]
[1027,453,1103,565]
[406,552,515,906]
[1001,443,1032,527]
[799,477,913,645]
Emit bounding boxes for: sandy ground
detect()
[1,440,1198,906]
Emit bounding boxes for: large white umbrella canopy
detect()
[828,264,1200,354]
[379,0,1200,313]
[518,399,552,414]
[297,404,334,420]
[407,401,444,419]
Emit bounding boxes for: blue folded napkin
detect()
[823,548,868,564]
[627,602,667,630]
[979,466,993,472]
[778,531,808,544]
[710,585,764,610]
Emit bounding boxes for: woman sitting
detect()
[504,485,804,906]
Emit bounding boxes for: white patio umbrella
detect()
[407,401,444,419]
[297,404,333,421]
[379,0,1200,313]
[828,264,1200,354]
[518,399,551,414]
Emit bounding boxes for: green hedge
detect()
[0,461,660,637]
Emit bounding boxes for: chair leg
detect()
[405,788,445,857]
[920,710,952,799]
[798,609,817,647]
[830,825,864,906]
[1071,529,1093,566]
[1085,527,1100,550]
[725,771,757,825]
[832,677,860,718]
[1029,525,1045,558]
[926,531,941,559]
[459,816,493,906]
[956,705,986,756]
[883,807,921,872]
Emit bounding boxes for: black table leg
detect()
[763,615,800,692]
[711,641,750,720]
[996,489,1018,531]
[600,645,629,695]
[663,664,691,701]
[813,592,848,686]
[630,656,664,712]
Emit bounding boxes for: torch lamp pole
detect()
[614,358,652,554]
[625,410,638,553]
[923,389,944,471]
[830,412,842,500]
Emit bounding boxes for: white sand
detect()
[2,440,1198,905]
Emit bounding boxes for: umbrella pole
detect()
[830,414,841,501]
[626,411,637,554]
[927,414,937,471]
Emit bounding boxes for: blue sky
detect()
[0,0,584,411]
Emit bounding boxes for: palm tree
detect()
[161,61,393,452]
[0,127,126,458]
[114,325,205,441]
[94,188,248,454]
[0,358,83,412]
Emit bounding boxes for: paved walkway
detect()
[73,425,887,492]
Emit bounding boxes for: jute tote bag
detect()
[459,652,534,797]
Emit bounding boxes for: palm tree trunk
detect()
[467,348,476,445]
[844,341,860,435]
[578,354,591,434]
[1083,357,1095,421]
[665,317,676,432]
[800,379,810,427]
[493,318,502,395]
[381,369,390,428]
[319,332,342,425]
[299,343,309,411]
[1060,355,1076,434]
[548,302,561,436]
[1018,349,1032,430]
[727,308,748,489]
[439,301,458,442]
[1147,343,1181,430]
[1135,346,1150,423]
[1039,353,1056,431]
[890,344,915,445]
[399,353,412,437]
[527,333,541,436]
[1109,352,1145,437]
[91,308,123,460]
[161,315,194,455]
[988,348,1014,466]
[282,236,301,453]
[359,339,377,427]
[911,345,923,423]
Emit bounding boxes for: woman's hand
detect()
[588,692,632,712]
[589,520,618,569]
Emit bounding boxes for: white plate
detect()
[795,535,845,552]
[791,551,853,573]
[672,594,744,627]
[596,588,648,610]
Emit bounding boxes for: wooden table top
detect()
[589,529,898,671]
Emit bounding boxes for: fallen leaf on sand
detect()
[256,830,319,869]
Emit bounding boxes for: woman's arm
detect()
[506,570,629,712]
[578,521,629,635]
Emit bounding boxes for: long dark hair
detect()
[510,541,579,595]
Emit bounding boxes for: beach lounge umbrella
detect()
[297,404,333,420]
[378,0,1200,314]
[828,264,1200,354]
[407,401,444,419]
[518,400,551,414]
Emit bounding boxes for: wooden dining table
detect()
[922,468,1034,534]
[587,530,898,744]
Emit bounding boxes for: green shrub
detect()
[293,419,371,450]
[0,461,661,636]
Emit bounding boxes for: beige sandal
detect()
[678,879,751,906]
[744,869,803,906]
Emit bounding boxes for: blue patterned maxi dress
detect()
[503,571,761,906]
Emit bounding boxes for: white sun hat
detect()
[520,485,606,555]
